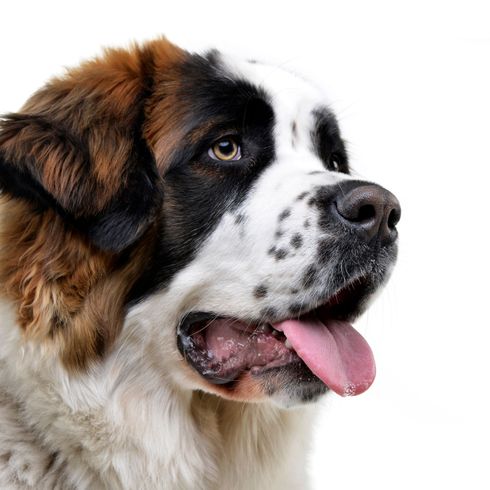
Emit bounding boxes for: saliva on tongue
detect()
[273,317,376,396]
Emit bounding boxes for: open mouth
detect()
[177,275,376,397]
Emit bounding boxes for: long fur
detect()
[0,37,398,489]
[0,296,315,489]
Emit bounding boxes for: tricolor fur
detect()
[0,38,399,489]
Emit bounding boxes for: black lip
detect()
[256,361,328,402]
[177,312,233,384]
[178,311,215,337]
[259,272,377,327]
[298,273,375,323]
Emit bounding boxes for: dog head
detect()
[0,38,400,408]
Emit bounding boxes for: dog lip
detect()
[178,311,215,336]
[308,274,374,320]
[265,273,376,327]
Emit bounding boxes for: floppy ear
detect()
[0,46,162,252]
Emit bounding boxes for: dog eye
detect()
[208,137,241,161]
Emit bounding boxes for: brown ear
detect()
[0,39,189,370]
[0,43,168,252]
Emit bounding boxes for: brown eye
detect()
[208,137,241,161]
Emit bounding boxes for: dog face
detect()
[0,39,400,408]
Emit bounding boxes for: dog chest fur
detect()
[0,298,313,489]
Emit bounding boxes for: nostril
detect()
[387,207,401,230]
[357,204,376,223]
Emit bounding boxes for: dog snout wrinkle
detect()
[334,183,401,245]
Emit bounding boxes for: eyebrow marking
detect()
[311,106,349,173]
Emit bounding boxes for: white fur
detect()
[0,295,319,489]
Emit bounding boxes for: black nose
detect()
[334,183,401,244]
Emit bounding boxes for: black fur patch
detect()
[129,53,276,303]
[253,284,268,299]
[302,264,318,289]
[311,107,349,174]
[288,303,303,315]
[278,208,291,221]
[290,233,303,249]
[259,306,277,320]
[275,248,288,261]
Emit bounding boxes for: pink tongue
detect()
[274,318,376,396]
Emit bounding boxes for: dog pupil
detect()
[219,141,233,155]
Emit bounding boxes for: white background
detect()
[1,1,489,488]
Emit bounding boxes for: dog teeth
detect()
[285,339,292,349]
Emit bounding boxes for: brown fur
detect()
[0,196,157,370]
[184,368,268,403]
[141,41,191,170]
[0,39,187,215]
[0,38,188,370]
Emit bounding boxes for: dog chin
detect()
[185,361,328,408]
[259,363,329,408]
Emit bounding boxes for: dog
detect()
[0,37,400,489]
